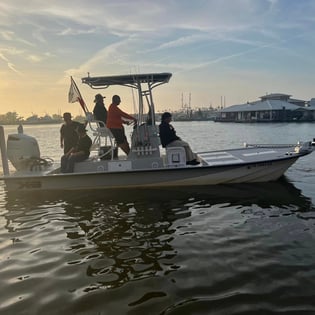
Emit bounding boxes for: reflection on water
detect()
[64,196,185,293]
[1,178,315,314]
[4,176,314,208]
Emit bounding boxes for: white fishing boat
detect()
[0,72,313,192]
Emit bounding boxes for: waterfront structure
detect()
[216,93,315,122]
[171,108,218,121]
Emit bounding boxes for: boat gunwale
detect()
[0,151,305,181]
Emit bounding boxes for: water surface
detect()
[0,122,315,314]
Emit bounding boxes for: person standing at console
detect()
[106,95,136,155]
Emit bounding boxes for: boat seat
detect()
[85,112,116,159]
[166,147,186,167]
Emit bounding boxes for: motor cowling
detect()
[7,133,40,170]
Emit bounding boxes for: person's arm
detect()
[117,107,136,122]
[60,126,64,149]
[65,147,75,156]
[70,150,84,157]
[170,124,180,141]
[159,123,168,147]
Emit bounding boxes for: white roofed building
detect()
[216,93,314,122]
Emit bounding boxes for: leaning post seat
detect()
[85,112,116,160]
[165,147,186,167]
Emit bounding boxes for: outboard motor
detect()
[7,133,40,170]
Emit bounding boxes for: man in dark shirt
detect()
[159,112,199,165]
[60,112,81,154]
[61,124,92,173]
[93,93,107,126]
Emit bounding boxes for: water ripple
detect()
[0,180,315,314]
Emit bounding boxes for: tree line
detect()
[0,111,85,125]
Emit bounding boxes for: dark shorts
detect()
[110,128,127,145]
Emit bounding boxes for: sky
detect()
[1,0,315,118]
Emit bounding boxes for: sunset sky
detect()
[1,0,315,118]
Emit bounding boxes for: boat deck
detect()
[198,145,296,166]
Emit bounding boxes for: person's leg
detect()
[67,155,87,173]
[66,155,76,173]
[110,128,130,155]
[60,155,68,173]
[169,139,197,161]
[118,140,130,155]
[180,140,196,161]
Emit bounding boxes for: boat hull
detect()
[2,156,299,191]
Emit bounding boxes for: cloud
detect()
[27,55,43,63]
[0,30,34,46]
[26,51,55,63]
[0,51,22,75]
[64,39,132,77]
[58,27,98,36]
[0,30,14,40]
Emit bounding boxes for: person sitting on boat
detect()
[93,93,107,126]
[159,112,200,165]
[61,124,92,173]
[106,94,137,155]
[60,112,82,154]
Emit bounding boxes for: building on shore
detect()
[172,108,218,121]
[216,93,315,122]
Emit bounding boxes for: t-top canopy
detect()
[81,72,172,90]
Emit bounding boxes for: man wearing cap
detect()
[93,93,107,126]
[106,95,137,155]
[60,112,81,154]
[60,124,92,173]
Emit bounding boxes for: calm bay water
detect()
[0,122,315,314]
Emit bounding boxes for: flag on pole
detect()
[68,76,88,113]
